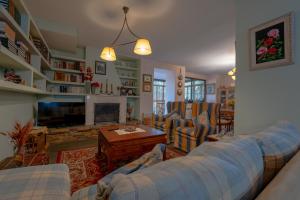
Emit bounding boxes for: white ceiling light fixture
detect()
[100,6,152,61]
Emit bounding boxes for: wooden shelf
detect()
[115,66,138,71]
[47,92,86,96]
[119,76,138,80]
[126,96,140,98]
[49,67,82,74]
[0,5,50,69]
[0,44,47,80]
[0,80,46,94]
[122,86,138,89]
[51,54,86,62]
[47,80,85,86]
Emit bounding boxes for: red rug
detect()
[56,147,107,193]
[56,146,185,193]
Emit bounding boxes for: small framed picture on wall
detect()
[206,83,216,95]
[143,74,152,83]
[143,83,152,92]
[95,61,106,75]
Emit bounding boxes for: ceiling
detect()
[24,0,236,74]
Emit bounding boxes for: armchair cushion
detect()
[175,127,196,137]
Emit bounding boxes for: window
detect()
[153,79,166,115]
[185,78,206,102]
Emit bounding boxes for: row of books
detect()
[30,35,49,61]
[0,21,31,63]
[51,58,85,71]
[0,0,21,26]
[54,71,83,83]
[47,85,85,94]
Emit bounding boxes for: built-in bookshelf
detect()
[114,56,141,121]
[45,54,86,95]
[0,0,50,94]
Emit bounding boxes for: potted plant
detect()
[0,120,33,165]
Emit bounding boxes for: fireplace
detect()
[94,103,120,124]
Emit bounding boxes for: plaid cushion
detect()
[254,121,300,186]
[0,164,70,200]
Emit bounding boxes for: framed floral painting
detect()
[249,13,294,70]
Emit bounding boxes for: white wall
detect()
[139,59,185,117]
[0,92,35,160]
[154,68,176,114]
[235,0,300,133]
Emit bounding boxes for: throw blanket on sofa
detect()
[108,137,264,200]
[71,144,166,200]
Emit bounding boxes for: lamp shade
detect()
[100,47,116,61]
[228,70,234,76]
[134,39,152,55]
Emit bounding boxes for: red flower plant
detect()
[91,82,100,88]
[1,120,33,155]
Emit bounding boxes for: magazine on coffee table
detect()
[114,128,146,135]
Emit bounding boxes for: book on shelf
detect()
[30,36,49,61]
[0,21,16,41]
[53,71,83,83]
[51,58,84,71]
[48,85,85,94]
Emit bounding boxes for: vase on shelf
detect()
[85,81,91,94]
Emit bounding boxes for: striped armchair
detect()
[173,102,220,152]
[152,101,186,143]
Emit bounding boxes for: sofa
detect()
[0,164,71,200]
[2,121,300,200]
[69,121,300,200]
[173,102,220,152]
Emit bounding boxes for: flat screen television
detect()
[38,102,85,127]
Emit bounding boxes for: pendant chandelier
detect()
[227,67,236,80]
[100,6,152,61]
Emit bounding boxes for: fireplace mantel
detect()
[85,95,127,125]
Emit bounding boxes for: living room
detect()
[1,0,300,200]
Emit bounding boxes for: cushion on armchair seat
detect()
[175,127,195,137]
[153,121,166,129]
[0,164,71,200]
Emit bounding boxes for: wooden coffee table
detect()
[98,125,167,171]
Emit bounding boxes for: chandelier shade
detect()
[100,6,152,61]
[100,47,116,61]
[134,39,152,55]
[228,67,237,80]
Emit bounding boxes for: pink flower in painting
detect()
[257,47,268,55]
[267,29,280,38]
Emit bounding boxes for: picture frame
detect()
[95,61,107,75]
[143,74,152,83]
[249,12,294,70]
[143,82,152,92]
[206,83,216,95]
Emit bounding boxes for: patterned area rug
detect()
[56,146,185,193]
